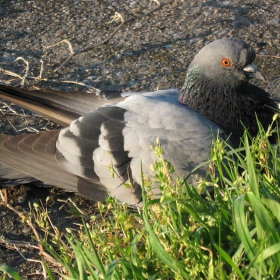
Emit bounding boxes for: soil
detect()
[0,0,280,279]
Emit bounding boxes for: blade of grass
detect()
[246,192,280,265]
[121,260,146,280]
[105,260,121,280]
[141,164,190,279]
[262,198,280,223]
[255,243,280,264]
[0,264,21,280]
[66,239,87,280]
[244,134,259,197]
[80,247,100,280]
[82,219,106,277]
[246,193,280,241]
[142,204,189,279]
[41,259,55,280]
[233,195,258,261]
[130,232,144,267]
[214,245,245,280]
[42,240,77,278]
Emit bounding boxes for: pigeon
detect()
[0,38,278,205]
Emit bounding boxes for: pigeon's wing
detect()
[119,90,227,194]
[60,89,226,203]
[55,104,142,205]
[0,85,125,126]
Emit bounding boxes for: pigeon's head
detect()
[187,38,265,87]
[179,38,277,144]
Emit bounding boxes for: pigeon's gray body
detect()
[0,38,277,205]
[0,89,225,205]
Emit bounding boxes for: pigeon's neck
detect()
[179,70,243,126]
[179,70,276,144]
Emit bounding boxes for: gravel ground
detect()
[0,0,280,278]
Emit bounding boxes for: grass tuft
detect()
[1,116,280,279]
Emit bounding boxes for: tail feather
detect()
[0,132,78,191]
[0,130,110,201]
[0,162,39,187]
[0,85,124,126]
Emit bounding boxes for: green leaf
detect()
[142,207,189,279]
[233,195,258,261]
[41,259,55,280]
[121,260,146,280]
[262,198,280,223]
[105,260,121,280]
[0,264,21,280]
[246,193,279,239]
[246,192,280,265]
[215,245,245,280]
[130,233,144,267]
[82,219,106,277]
[141,162,189,279]
[255,243,280,264]
[80,247,100,280]
[244,134,259,197]
[66,239,87,280]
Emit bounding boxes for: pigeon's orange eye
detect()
[221,58,231,67]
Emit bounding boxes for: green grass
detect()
[1,115,280,279]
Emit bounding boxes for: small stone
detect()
[165,44,173,49]
[56,29,67,36]
[139,67,148,73]
[267,18,280,26]
[116,71,124,77]
[221,1,232,6]
[17,195,27,203]
[22,226,31,234]
[129,1,138,8]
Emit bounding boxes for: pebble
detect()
[221,1,232,6]
[138,66,148,73]
[267,18,280,26]
[17,195,27,203]
[129,1,138,8]
[116,71,125,77]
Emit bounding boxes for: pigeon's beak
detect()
[243,64,266,81]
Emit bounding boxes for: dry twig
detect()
[14,57,30,86]
[3,202,65,270]
[0,1,162,85]
[43,1,162,72]
[0,108,18,132]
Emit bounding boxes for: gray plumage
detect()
[0,38,277,206]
